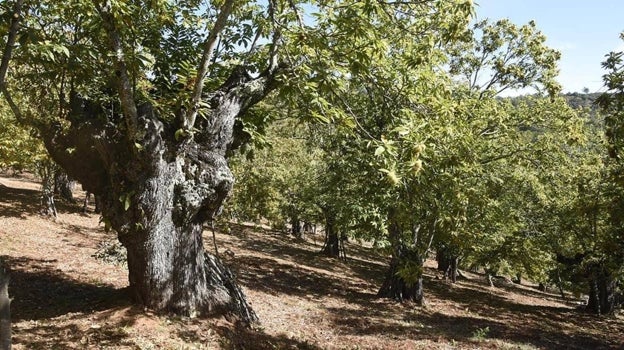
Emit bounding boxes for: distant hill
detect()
[561,92,602,111]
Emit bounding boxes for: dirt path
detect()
[1,174,623,349]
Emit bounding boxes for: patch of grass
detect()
[471,326,490,340]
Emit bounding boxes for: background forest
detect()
[1,0,624,349]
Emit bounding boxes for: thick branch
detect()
[95,0,139,139]
[0,0,26,124]
[0,85,26,123]
[184,0,236,131]
[0,0,22,88]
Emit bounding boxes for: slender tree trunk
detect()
[0,264,10,350]
[556,273,566,299]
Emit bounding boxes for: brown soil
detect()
[1,173,623,349]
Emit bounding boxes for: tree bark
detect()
[377,213,426,305]
[291,215,302,239]
[37,161,57,217]
[586,263,616,315]
[436,247,459,283]
[83,192,101,213]
[54,169,75,202]
[377,249,425,305]
[43,66,278,323]
[0,264,10,350]
[321,212,340,257]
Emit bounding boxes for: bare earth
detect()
[1,173,623,349]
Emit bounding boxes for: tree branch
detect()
[94,0,139,139]
[0,0,26,124]
[0,0,22,89]
[184,0,236,131]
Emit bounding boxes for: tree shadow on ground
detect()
[228,223,388,290]
[234,254,377,307]
[12,320,137,350]
[230,226,624,350]
[326,304,619,350]
[322,273,623,349]
[0,184,41,219]
[2,255,130,322]
[0,183,86,219]
[216,323,322,350]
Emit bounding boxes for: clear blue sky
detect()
[475,0,624,94]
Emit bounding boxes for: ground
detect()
[1,173,623,349]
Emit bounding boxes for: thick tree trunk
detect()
[436,248,459,283]
[54,169,75,202]
[321,213,340,257]
[0,264,10,350]
[378,214,426,305]
[586,264,616,315]
[378,249,425,305]
[106,153,256,321]
[37,162,57,217]
[42,66,277,323]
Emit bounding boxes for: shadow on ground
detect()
[217,323,321,350]
[2,255,130,322]
[0,183,85,219]
[228,226,624,350]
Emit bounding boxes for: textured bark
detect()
[43,67,277,323]
[0,265,10,350]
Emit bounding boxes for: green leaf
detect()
[175,128,186,141]
[124,195,131,211]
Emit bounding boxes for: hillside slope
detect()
[1,173,623,349]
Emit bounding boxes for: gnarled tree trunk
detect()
[43,67,277,323]
[83,192,101,213]
[378,209,434,305]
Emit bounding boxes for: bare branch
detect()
[184,0,236,131]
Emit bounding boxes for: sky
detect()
[475,0,624,94]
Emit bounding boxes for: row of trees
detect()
[226,26,624,312]
[0,0,623,322]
